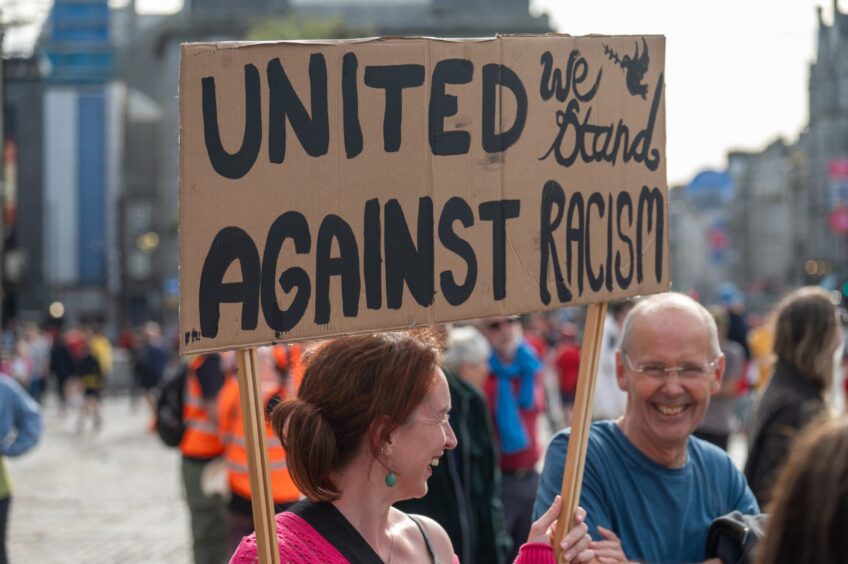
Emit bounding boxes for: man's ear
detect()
[615,350,628,391]
[711,353,726,395]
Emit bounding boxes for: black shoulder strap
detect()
[408,515,440,564]
[288,500,383,564]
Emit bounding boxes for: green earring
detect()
[385,471,397,487]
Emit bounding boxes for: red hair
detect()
[271,331,441,501]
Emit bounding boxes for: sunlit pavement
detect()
[7,394,191,564]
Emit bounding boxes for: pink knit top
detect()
[230,512,349,564]
[229,512,554,563]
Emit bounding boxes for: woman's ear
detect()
[369,414,393,454]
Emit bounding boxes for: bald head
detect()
[620,293,720,359]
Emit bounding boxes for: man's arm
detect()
[728,455,760,515]
[537,431,642,564]
[1,378,42,457]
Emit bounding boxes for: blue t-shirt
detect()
[534,421,759,563]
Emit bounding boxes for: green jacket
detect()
[396,370,510,563]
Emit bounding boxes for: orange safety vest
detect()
[180,355,225,459]
[217,376,300,503]
[272,344,304,394]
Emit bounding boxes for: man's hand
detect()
[588,525,632,563]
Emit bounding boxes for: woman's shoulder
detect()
[394,509,455,564]
[230,510,349,564]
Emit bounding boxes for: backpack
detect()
[155,362,188,447]
[705,510,768,564]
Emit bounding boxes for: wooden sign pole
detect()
[236,348,281,564]
[553,302,607,563]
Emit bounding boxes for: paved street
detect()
[6,395,191,564]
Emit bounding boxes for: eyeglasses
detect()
[485,317,521,331]
[623,353,718,381]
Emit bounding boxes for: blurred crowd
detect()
[0,319,184,432]
[1,282,848,563]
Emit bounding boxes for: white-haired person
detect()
[398,325,510,562]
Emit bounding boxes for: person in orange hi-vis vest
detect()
[272,343,303,396]
[179,353,228,564]
[218,345,302,558]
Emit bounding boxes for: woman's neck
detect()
[331,454,395,557]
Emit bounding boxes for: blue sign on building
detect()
[42,0,114,286]
[45,0,113,84]
[685,170,735,210]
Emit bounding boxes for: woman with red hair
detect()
[231,331,594,563]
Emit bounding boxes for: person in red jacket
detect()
[479,316,544,562]
[554,323,581,427]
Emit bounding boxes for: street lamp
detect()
[48,300,64,319]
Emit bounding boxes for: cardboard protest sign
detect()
[179,35,668,354]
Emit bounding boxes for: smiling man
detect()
[533,293,759,563]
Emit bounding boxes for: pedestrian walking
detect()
[592,300,633,421]
[745,286,841,506]
[755,416,848,564]
[218,346,300,557]
[180,353,228,564]
[87,323,113,384]
[554,322,581,427]
[478,316,544,563]
[695,306,744,451]
[48,327,74,415]
[137,322,168,429]
[76,336,104,432]
[0,372,42,564]
[23,323,50,404]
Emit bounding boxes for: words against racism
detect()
[181,39,667,349]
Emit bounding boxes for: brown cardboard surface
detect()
[179,35,668,354]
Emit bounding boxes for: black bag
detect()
[155,362,188,447]
[705,511,768,564]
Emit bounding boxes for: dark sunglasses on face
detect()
[485,317,521,331]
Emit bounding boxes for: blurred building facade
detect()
[117,0,550,330]
[10,1,847,326]
[38,0,122,326]
[800,2,848,292]
[4,57,46,325]
[669,170,734,303]
[5,0,548,332]
[671,1,848,311]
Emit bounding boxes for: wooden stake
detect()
[553,302,607,563]
[236,348,281,564]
